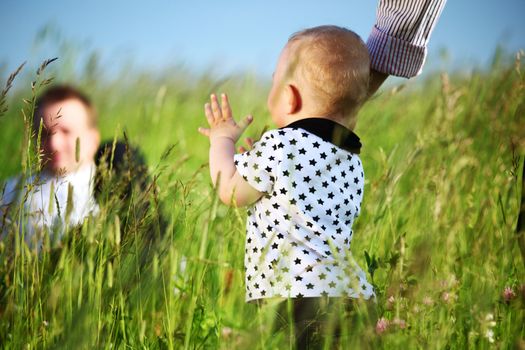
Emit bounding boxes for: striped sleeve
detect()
[367,0,447,78]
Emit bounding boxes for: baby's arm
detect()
[198,93,263,206]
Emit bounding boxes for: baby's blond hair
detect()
[286,25,370,123]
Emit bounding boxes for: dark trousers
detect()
[272,297,378,350]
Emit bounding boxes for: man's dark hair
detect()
[34,85,97,131]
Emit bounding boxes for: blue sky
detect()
[1,0,524,80]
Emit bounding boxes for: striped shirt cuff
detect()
[367,25,426,78]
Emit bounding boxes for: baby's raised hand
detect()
[198,93,253,143]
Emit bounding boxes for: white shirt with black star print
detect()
[234,118,375,302]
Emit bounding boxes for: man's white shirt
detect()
[1,164,99,246]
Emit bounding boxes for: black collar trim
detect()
[281,118,362,154]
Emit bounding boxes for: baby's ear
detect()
[286,84,302,114]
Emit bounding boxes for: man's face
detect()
[39,98,100,175]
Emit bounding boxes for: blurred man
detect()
[1,85,100,245]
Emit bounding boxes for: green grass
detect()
[0,51,524,349]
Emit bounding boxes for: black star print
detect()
[287,153,295,160]
[294,258,302,265]
[315,170,322,176]
[326,209,332,216]
[277,142,284,149]
[290,198,297,205]
[272,203,280,209]
[277,233,284,239]
[320,152,327,159]
[306,283,314,289]
[309,187,316,194]
[353,177,359,184]
[349,165,354,172]
[322,181,329,188]
[265,166,272,173]
[280,188,287,195]
[309,159,317,166]
[331,147,337,154]
[256,151,262,157]
[335,158,341,165]
[318,273,327,280]
[305,204,313,211]
[269,156,275,161]
[357,189,362,195]
[289,138,297,145]
[299,148,306,155]
[317,198,324,205]
[301,132,309,138]
[328,281,336,288]
[305,265,313,272]
[303,176,311,183]
[302,249,310,255]
[295,276,303,281]
[341,171,346,177]
[278,130,286,136]
[282,170,289,177]
[312,141,320,148]
[299,193,306,200]
[327,192,334,199]
[326,164,332,171]
[295,164,303,171]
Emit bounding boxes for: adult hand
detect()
[238,137,254,153]
[367,69,389,97]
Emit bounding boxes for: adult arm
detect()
[367,0,447,95]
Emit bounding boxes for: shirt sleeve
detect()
[1,177,21,207]
[367,0,447,78]
[233,130,281,194]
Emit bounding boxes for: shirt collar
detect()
[281,118,362,154]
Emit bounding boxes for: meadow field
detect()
[0,50,524,349]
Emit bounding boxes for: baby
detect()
[199,25,374,345]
